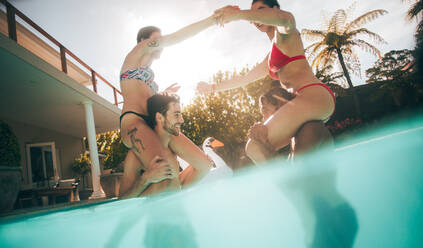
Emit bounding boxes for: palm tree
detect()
[404,0,423,29]
[403,0,423,73]
[301,4,387,116]
[315,64,346,86]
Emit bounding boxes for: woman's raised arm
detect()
[197,56,268,94]
[143,15,217,53]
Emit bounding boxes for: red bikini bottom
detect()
[296,83,336,121]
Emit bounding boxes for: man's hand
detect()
[162,83,181,95]
[248,122,269,145]
[142,156,177,184]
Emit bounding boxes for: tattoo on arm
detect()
[128,127,145,153]
[148,40,159,47]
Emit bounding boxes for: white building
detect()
[0,1,121,202]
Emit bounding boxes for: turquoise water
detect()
[1,117,423,247]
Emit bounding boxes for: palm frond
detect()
[345,2,358,20]
[339,51,362,77]
[312,50,328,68]
[305,42,325,59]
[352,39,383,58]
[321,10,332,31]
[340,44,355,56]
[313,49,336,69]
[309,43,334,65]
[406,1,423,21]
[328,10,340,32]
[301,29,326,42]
[304,42,320,52]
[346,28,387,44]
[333,9,348,33]
[345,9,388,32]
[343,47,361,64]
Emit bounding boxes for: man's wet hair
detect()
[260,82,295,108]
[147,94,180,128]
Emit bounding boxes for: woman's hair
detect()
[251,0,280,8]
[136,26,161,43]
[147,94,180,128]
[260,85,295,108]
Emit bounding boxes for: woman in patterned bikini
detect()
[197,0,336,163]
[119,15,218,197]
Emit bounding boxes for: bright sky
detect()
[8,0,417,106]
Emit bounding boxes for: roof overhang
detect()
[0,33,121,138]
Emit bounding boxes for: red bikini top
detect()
[268,43,306,80]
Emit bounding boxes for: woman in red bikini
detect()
[196,0,336,163]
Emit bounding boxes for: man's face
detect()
[163,102,184,136]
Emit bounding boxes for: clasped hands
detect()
[213,5,241,27]
[142,156,178,184]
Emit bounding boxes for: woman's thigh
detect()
[265,85,335,149]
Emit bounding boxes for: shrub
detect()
[0,120,21,167]
[326,118,363,136]
[71,152,91,177]
[103,134,128,171]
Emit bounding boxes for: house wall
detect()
[2,118,84,186]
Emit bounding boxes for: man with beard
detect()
[120,94,213,197]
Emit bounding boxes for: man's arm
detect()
[169,134,212,181]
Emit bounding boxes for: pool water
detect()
[1,116,423,248]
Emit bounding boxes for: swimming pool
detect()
[1,116,422,248]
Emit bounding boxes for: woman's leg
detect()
[245,139,273,164]
[246,85,334,163]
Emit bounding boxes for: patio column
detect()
[83,100,105,199]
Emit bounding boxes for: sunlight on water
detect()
[1,116,422,248]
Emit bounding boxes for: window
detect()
[25,142,60,188]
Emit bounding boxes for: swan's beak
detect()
[211,139,224,148]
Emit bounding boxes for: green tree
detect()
[0,120,21,167]
[403,0,423,73]
[313,64,349,97]
[366,49,422,108]
[182,67,274,169]
[71,152,91,186]
[301,4,388,116]
[96,131,128,170]
[103,132,128,171]
[83,130,128,171]
[365,49,414,83]
[315,64,345,86]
